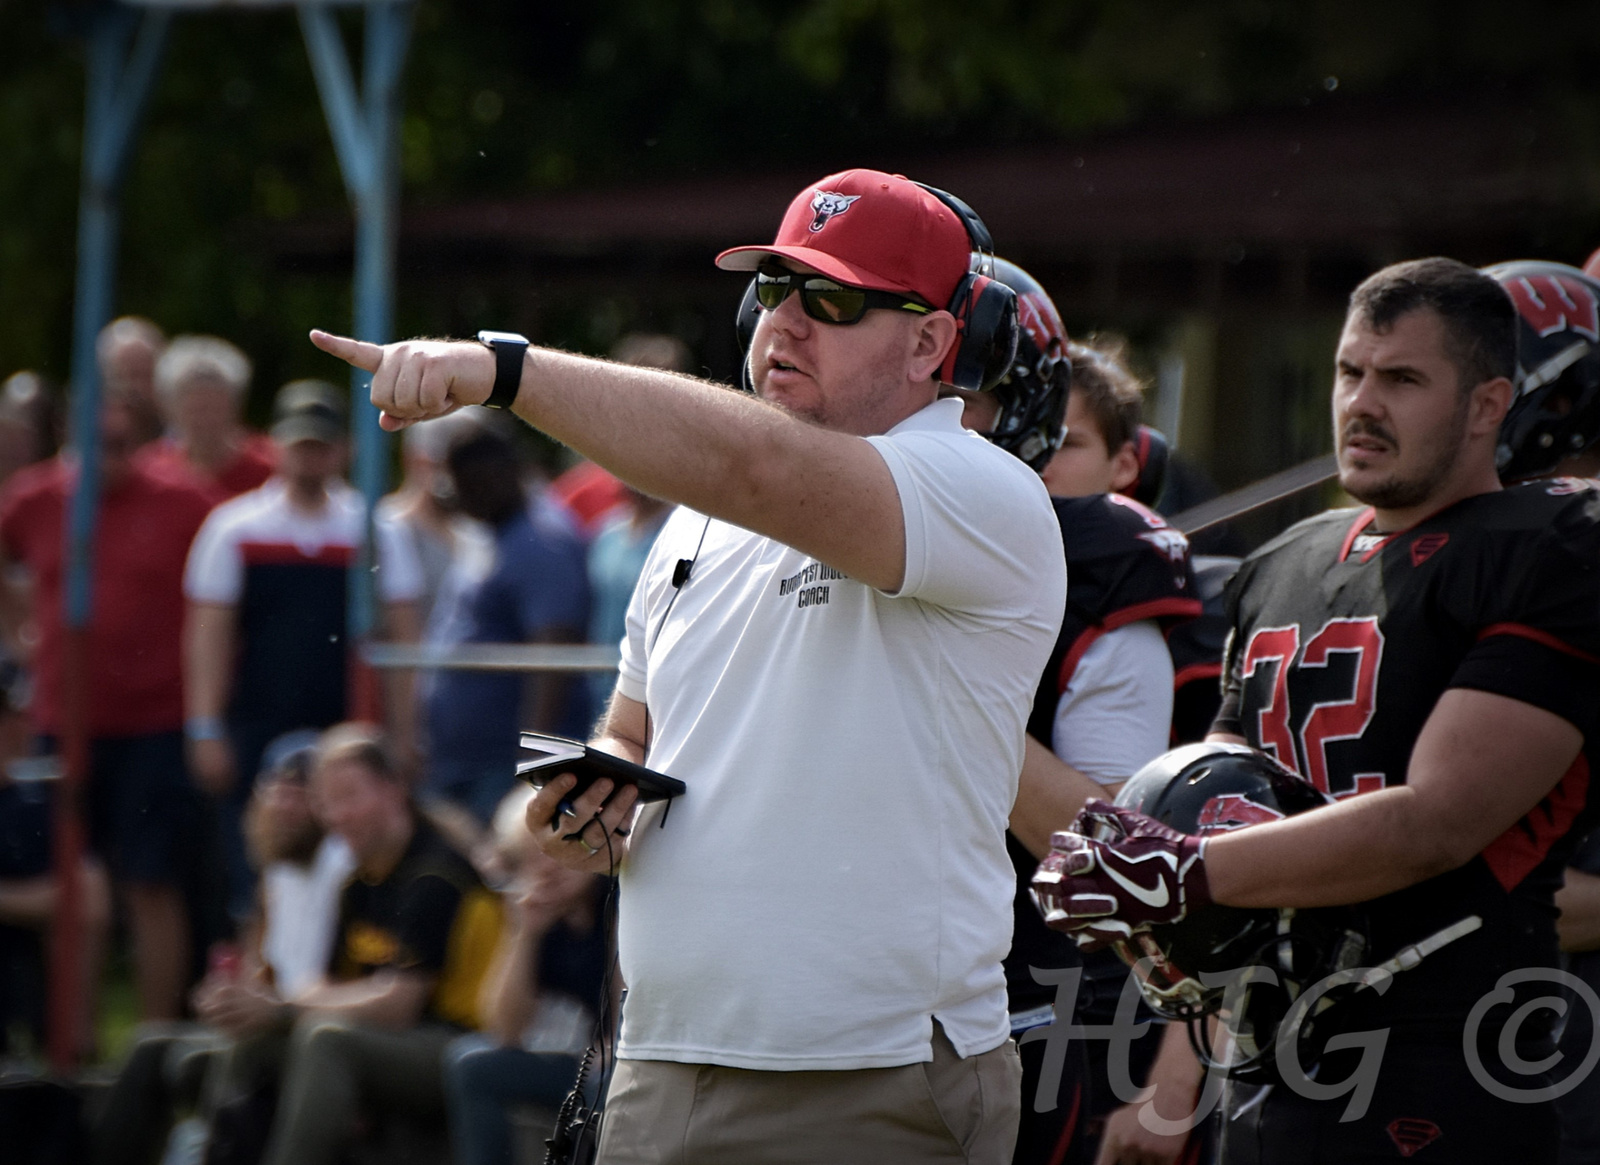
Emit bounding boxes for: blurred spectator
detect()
[585,485,669,709]
[0,373,61,490]
[97,316,166,448]
[377,414,482,625]
[0,397,214,1021]
[91,731,353,1165]
[548,333,693,539]
[245,731,357,1000]
[183,381,422,921]
[201,724,503,1165]
[141,335,275,502]
[0,657,110,1062]
[424,415,589,823]
[444,785,606,1165]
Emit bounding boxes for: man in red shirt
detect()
[0,397,216,1020]
[139,335,276,502]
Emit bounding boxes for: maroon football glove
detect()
[1030,799,1211,946]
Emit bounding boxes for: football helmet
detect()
[1107,742,1368,1080]
[1484,260,1600,479]
[981,258,1070,472]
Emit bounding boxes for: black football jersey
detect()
[1213,479,1600,1038]
[1007,493,1203,1011]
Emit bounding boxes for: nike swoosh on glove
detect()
[1030,801,1211,947]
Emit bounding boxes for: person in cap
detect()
[182,380,424,925]
[311,170,1065,1164]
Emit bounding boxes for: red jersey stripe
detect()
[1477,621,1600,666]
[1481,752,1591,892]
[238,541,356,568]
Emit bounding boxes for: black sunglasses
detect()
[755,263,932,326]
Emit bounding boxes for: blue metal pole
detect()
[350,1,411,639]
[57,1,170,1074]
[299,0,413,645]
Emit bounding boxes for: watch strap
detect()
[477,330,529,410]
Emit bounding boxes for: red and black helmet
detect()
[1483,260,1600,480]
[981,257,1070,472]
[1108,742,1366,1080]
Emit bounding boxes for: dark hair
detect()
[1066,337,1143,454]
[1347,258,1516,392]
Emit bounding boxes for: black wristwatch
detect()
[476,330,529,410]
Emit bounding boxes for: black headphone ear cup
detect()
[1130,426,1170,507]
[940,275,1020,393]
[734,277,761,394]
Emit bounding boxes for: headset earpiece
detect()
[939,269,1020,393]
[915,184,1020,393]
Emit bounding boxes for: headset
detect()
[735,183,1020,395]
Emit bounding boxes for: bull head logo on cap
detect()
[809,190,860,233]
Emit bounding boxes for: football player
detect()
[1035,257,1600,1163]
[1487,257,1600,1165]
[960,269,1208,1165]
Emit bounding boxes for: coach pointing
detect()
[313,170,1065,1164]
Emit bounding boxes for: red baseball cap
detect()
[716,170,971,310]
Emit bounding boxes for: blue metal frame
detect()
[66,0,413,637]
[55,2,413,1068]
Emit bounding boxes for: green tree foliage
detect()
[2,0,1597,402]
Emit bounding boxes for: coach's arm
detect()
[307,327,956,594]
[1200,688,1583,908]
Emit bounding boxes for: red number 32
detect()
[1240,617,1385,793]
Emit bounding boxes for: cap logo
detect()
[809,190,860,233]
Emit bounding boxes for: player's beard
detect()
[1341,393,1471,511]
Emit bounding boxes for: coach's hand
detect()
[527,774,640,874]
[309,330,498,431]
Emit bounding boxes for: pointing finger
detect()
[309,329,385,373]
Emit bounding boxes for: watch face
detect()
[477,330,529,347]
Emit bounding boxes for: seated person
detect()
[92,731,352,1165]
[0,657,109,1063]
[202,723,503,1165]
[444,785,609,1165]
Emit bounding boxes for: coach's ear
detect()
[1467,375,1514,437]
[908,311,960,385]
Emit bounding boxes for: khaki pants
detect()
[595,1022,1022,1165]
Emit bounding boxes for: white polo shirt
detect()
[613,397,1065,1071]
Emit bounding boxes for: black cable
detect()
[544,810,623,1165]
[646,515,711,653]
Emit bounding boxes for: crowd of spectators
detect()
[0,318,671,1162]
